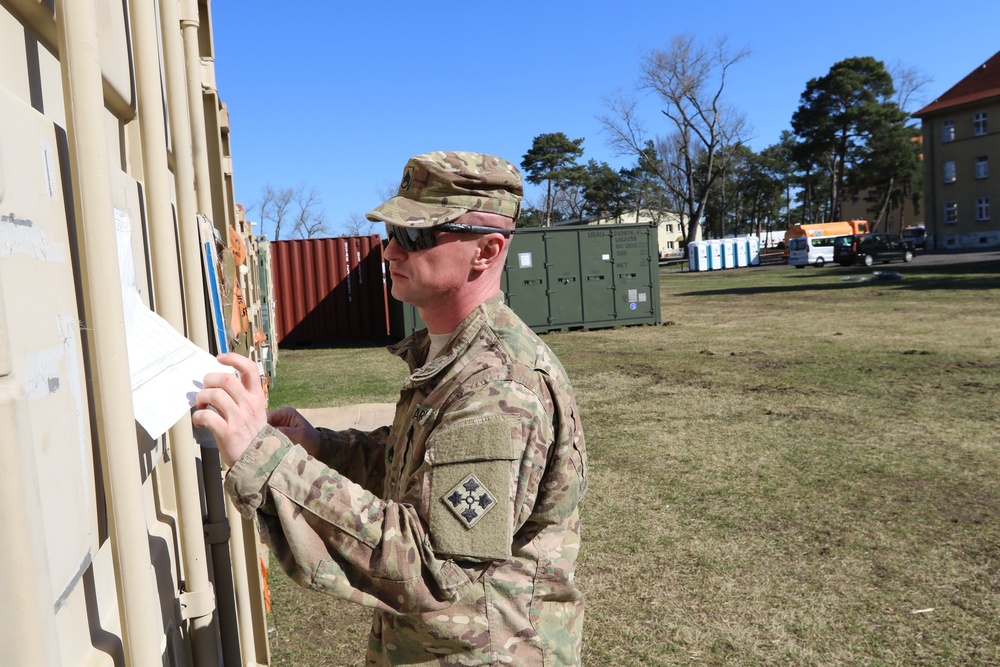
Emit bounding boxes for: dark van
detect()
[833,233,916,267]
[901,226,927,250]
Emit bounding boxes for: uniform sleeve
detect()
[225,424,473,615]
[424,370,585,562]
[424,377,552,561]
[311,426,389,496]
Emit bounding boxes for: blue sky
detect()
[210,1,1000,239]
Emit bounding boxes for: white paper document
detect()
[116,209,234,439]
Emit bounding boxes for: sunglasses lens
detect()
[386,224,435,252]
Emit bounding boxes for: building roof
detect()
[913,50,1000,117]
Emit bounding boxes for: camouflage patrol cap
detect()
[366,151,523,228]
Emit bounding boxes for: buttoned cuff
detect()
[224,423,294,518]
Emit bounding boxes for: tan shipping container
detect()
[0,1,272,664]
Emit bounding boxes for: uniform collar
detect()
[391,293,505,387]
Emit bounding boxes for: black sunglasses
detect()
[385,222,514,252]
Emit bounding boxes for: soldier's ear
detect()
[471,233,507,271]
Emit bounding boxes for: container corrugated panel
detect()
[0,2,274,664]
[271,236,388,345]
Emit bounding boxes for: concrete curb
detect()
[296,403,396,432]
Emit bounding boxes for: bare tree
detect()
[289,186,329,238]
[887,61,933,115]
[256,185,292,240]
[602,33,749,246]
[653,133,695,236]
[551,183,586,223]
[256,183,330,240]
[376,179,399,204]
[343,212,380,237]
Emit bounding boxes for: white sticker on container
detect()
[518,252,533,269]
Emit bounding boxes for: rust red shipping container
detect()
[270,235,388,346]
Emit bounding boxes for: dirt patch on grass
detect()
[615,363,670,383]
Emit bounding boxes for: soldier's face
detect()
[384,228,477,310]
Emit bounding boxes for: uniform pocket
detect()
[427,416,519,561]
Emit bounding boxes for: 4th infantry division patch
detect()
[443,474,496,528]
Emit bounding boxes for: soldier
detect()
[194,151,588,665]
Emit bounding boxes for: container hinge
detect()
[178,585,216,621]
[204,519,230,544]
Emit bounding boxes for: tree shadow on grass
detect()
[279,338,394,351]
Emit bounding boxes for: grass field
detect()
[263,255,1000,666]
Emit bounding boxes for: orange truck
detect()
[784,220,871,266]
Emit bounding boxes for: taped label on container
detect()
[0,211,67,262]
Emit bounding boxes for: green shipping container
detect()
[506,223,661,333]
[389,222,661,339]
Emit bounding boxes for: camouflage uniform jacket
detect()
[225,294,588,665]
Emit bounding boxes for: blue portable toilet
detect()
[688,241,709,271]
[744,235,761,265]
[735,238,749,267]
[721,238,736,268]
[707,240,723,270]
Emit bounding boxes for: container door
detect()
[545,230,583,327]
[579,228,615,323]
[612,226,657,322]
[505,230,550,329]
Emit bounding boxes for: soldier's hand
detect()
[193,352,267,467]
[268,407,321,455]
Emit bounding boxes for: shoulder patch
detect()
[442,473,497,528]
[428,418,518,560]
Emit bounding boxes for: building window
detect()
[943,161,957,183]
[977,197,990,221]
[976,156,989,179]
[944,201,958,224]
[664,224,673,232]
[974,112,988,136]
[942,120,955,142]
